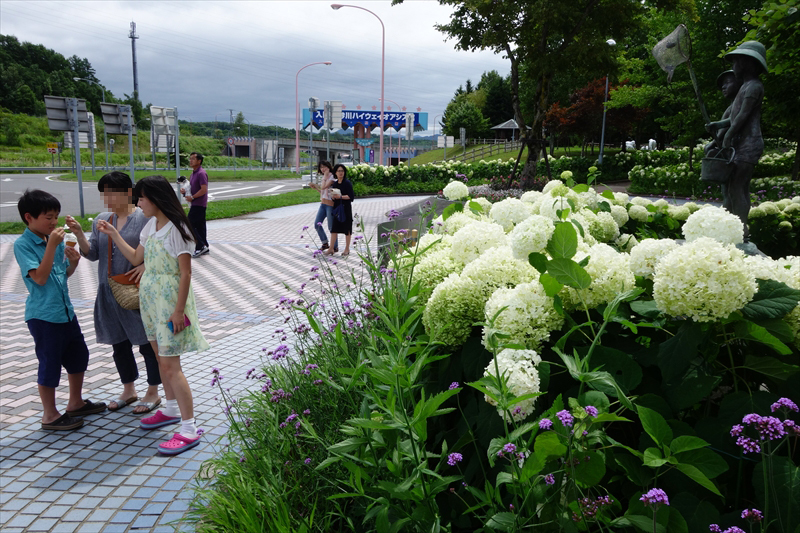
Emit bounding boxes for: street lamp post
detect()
[332,4,385,166]
[433,113,442,151]
[74,77,107,170]
[379,98,403,164]
[263,121,279,169]
[295,62,332,174]
[598,39,617,166]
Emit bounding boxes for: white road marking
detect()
[1,203,19,208]
[208,186,258,195]
[2,178,11,182]
[263,185,284,193]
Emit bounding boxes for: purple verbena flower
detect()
[556,410,574,428]
[723,528,746,533]
[304,458,312,465]
[771,398,799,413]
[544,473,555,485]
[584,406,598,417]
[741,509,763,522]
[709,525,722,533]
[447,452,463,466]
[502,442,517,454]
[736,436,761,454]
[730,424,744,437]
[640,488,669,507]
[539,418,553,430]
[449,382,460,390]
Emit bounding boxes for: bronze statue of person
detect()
[720,41,768,239]
[705,70,741,156]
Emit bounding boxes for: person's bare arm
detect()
[28,229,63,285]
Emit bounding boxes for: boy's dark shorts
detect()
[27,316,90,388]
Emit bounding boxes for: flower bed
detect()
[187,181,800,533]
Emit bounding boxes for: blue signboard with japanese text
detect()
[302,109,428,132]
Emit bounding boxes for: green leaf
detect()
[546,222,578,259]
[734,320,792,355]
[328,437,368,454]
[442,202,463,221]
[674,448,728,479]
[657,321,702,383]
[613,515,666,533]
[643,447,668,467]
[574,450,605,487]
[669,435,709,455]
[753,456,800,528]
[468,200,484,213]
[486,512,516,531]
[742,279,800,319]
[601,189,615,200]
[528,252,548,274]
[743,354,799,380]
[638,406,673,446]
[674,463,722,496]
[539,272,563,297]
[572,183,590,193]
[534,431,567,462]
[630,299,661,319]
[589,346,643,394]
[548,258,591,289]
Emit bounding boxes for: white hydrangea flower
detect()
[442,212,480,235]
[593,211,620,242]
[777,198,793,210]
[410,247,463,305]
[630,197,652,207]
[508,215,556,260]
[578,190,600,210]
[629,238,679,278]
[542,179,564,194]
[461,246,538,299]
[683,202,701,213]
[521,190,543,204]
[567,212,598,246]
[628,205,651,222]
[653,199,669,208]
[653,237,756,322]
[615,233,638,252]
[423,273,485,346]
[450,220,507,265]
[784,203,800,215]
[610,204,629,227]
[490,198,532,232]
[443,181,469,201]
[613,192,630,206]
[682,206,744,245]
[667,205,691,221]
[760,202,781,215]
[483,348,542,423]
[538,193,577,221]
[793,196,800,205]
[749,206,767,219]
[483,282,564,351]
[562,243,635,310]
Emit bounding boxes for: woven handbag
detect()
[107,216,140,310]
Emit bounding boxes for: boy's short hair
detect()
[98,171,133,193]
[18,189,60,225]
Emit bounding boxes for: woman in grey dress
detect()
[65,172,162,414]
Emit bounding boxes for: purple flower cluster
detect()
[640,488,669,507]
[500,443,517,456]
[448,382,460,390]
[572,495,614,522]
[268,344,290,361]
[741,508,763,522]
[733,406,797,453]
[771,397,799,413]
[556,410,574,428]
[539,418,553,430]
[584,405,598,417]
[544,473,555,485]
[447,452,463,466]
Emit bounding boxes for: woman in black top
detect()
[325,164,355,257]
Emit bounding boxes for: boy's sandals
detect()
[107,396,139,412]
[42,414,84,431]
[158,433,202,455]
[66,400,107,416]
[132,398,161,415]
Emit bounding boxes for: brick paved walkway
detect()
[0,196,429,533]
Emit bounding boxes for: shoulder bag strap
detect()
[107,214,115,277]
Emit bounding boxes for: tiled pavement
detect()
[0,195,430,532]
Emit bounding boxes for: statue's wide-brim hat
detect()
[725,41,768,73]
[716,70,736,88]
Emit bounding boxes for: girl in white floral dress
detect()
[99,175,209,455]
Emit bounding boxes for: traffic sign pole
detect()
[67,98,85,218]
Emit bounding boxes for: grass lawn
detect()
[409,145,621,165]
[56,169,300,182]
[0,188,320,234]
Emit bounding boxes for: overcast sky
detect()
[1,0,510,134]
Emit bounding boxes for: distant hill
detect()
[0,34,114,116]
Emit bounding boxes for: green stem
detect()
[723,324,739,393]
[652,507,658,533]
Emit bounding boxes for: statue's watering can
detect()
[701,147,735,184]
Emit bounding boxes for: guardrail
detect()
[452,141,523,163]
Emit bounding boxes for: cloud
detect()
[1,0,510,133]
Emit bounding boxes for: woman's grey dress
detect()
[82,209,150,345]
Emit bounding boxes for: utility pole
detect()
[228,109,235,174]
[129,22,139,103]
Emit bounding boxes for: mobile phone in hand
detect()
[167,316,191,333]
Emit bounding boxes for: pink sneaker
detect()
[140,410,180,430]
[158,433,201,455]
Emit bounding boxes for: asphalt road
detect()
[0,173,309,222]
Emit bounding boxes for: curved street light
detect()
[379,98,403,160]
[74,77,107,170]
[332,4,385,166]
[295,61,332,174]
[598,39,617,165]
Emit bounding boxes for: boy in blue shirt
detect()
[14,189,106,430]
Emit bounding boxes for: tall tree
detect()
[395,0,645,187]
[478,70,514,127]
[443,100,490,139]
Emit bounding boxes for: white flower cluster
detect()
[484,348,542,423]
[443,181,469,201]
[423,273,485,346]
[450,220,507,265]
[409,240,462,305]
[682,206,744,245]
[629,238,679,278]
[461,246,538,299]
[628,205,651,222]
[521,190,543,204]
[441,211,480,235]
[610,205,629,227]
[467,197,493,215]
[483,282,564,351]
[615,233,638,252]
[508,215,555,260]
[490,198,531,231]
[563,243,635,310]
[653,237,756,322]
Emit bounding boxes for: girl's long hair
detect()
[133,175,195,244]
